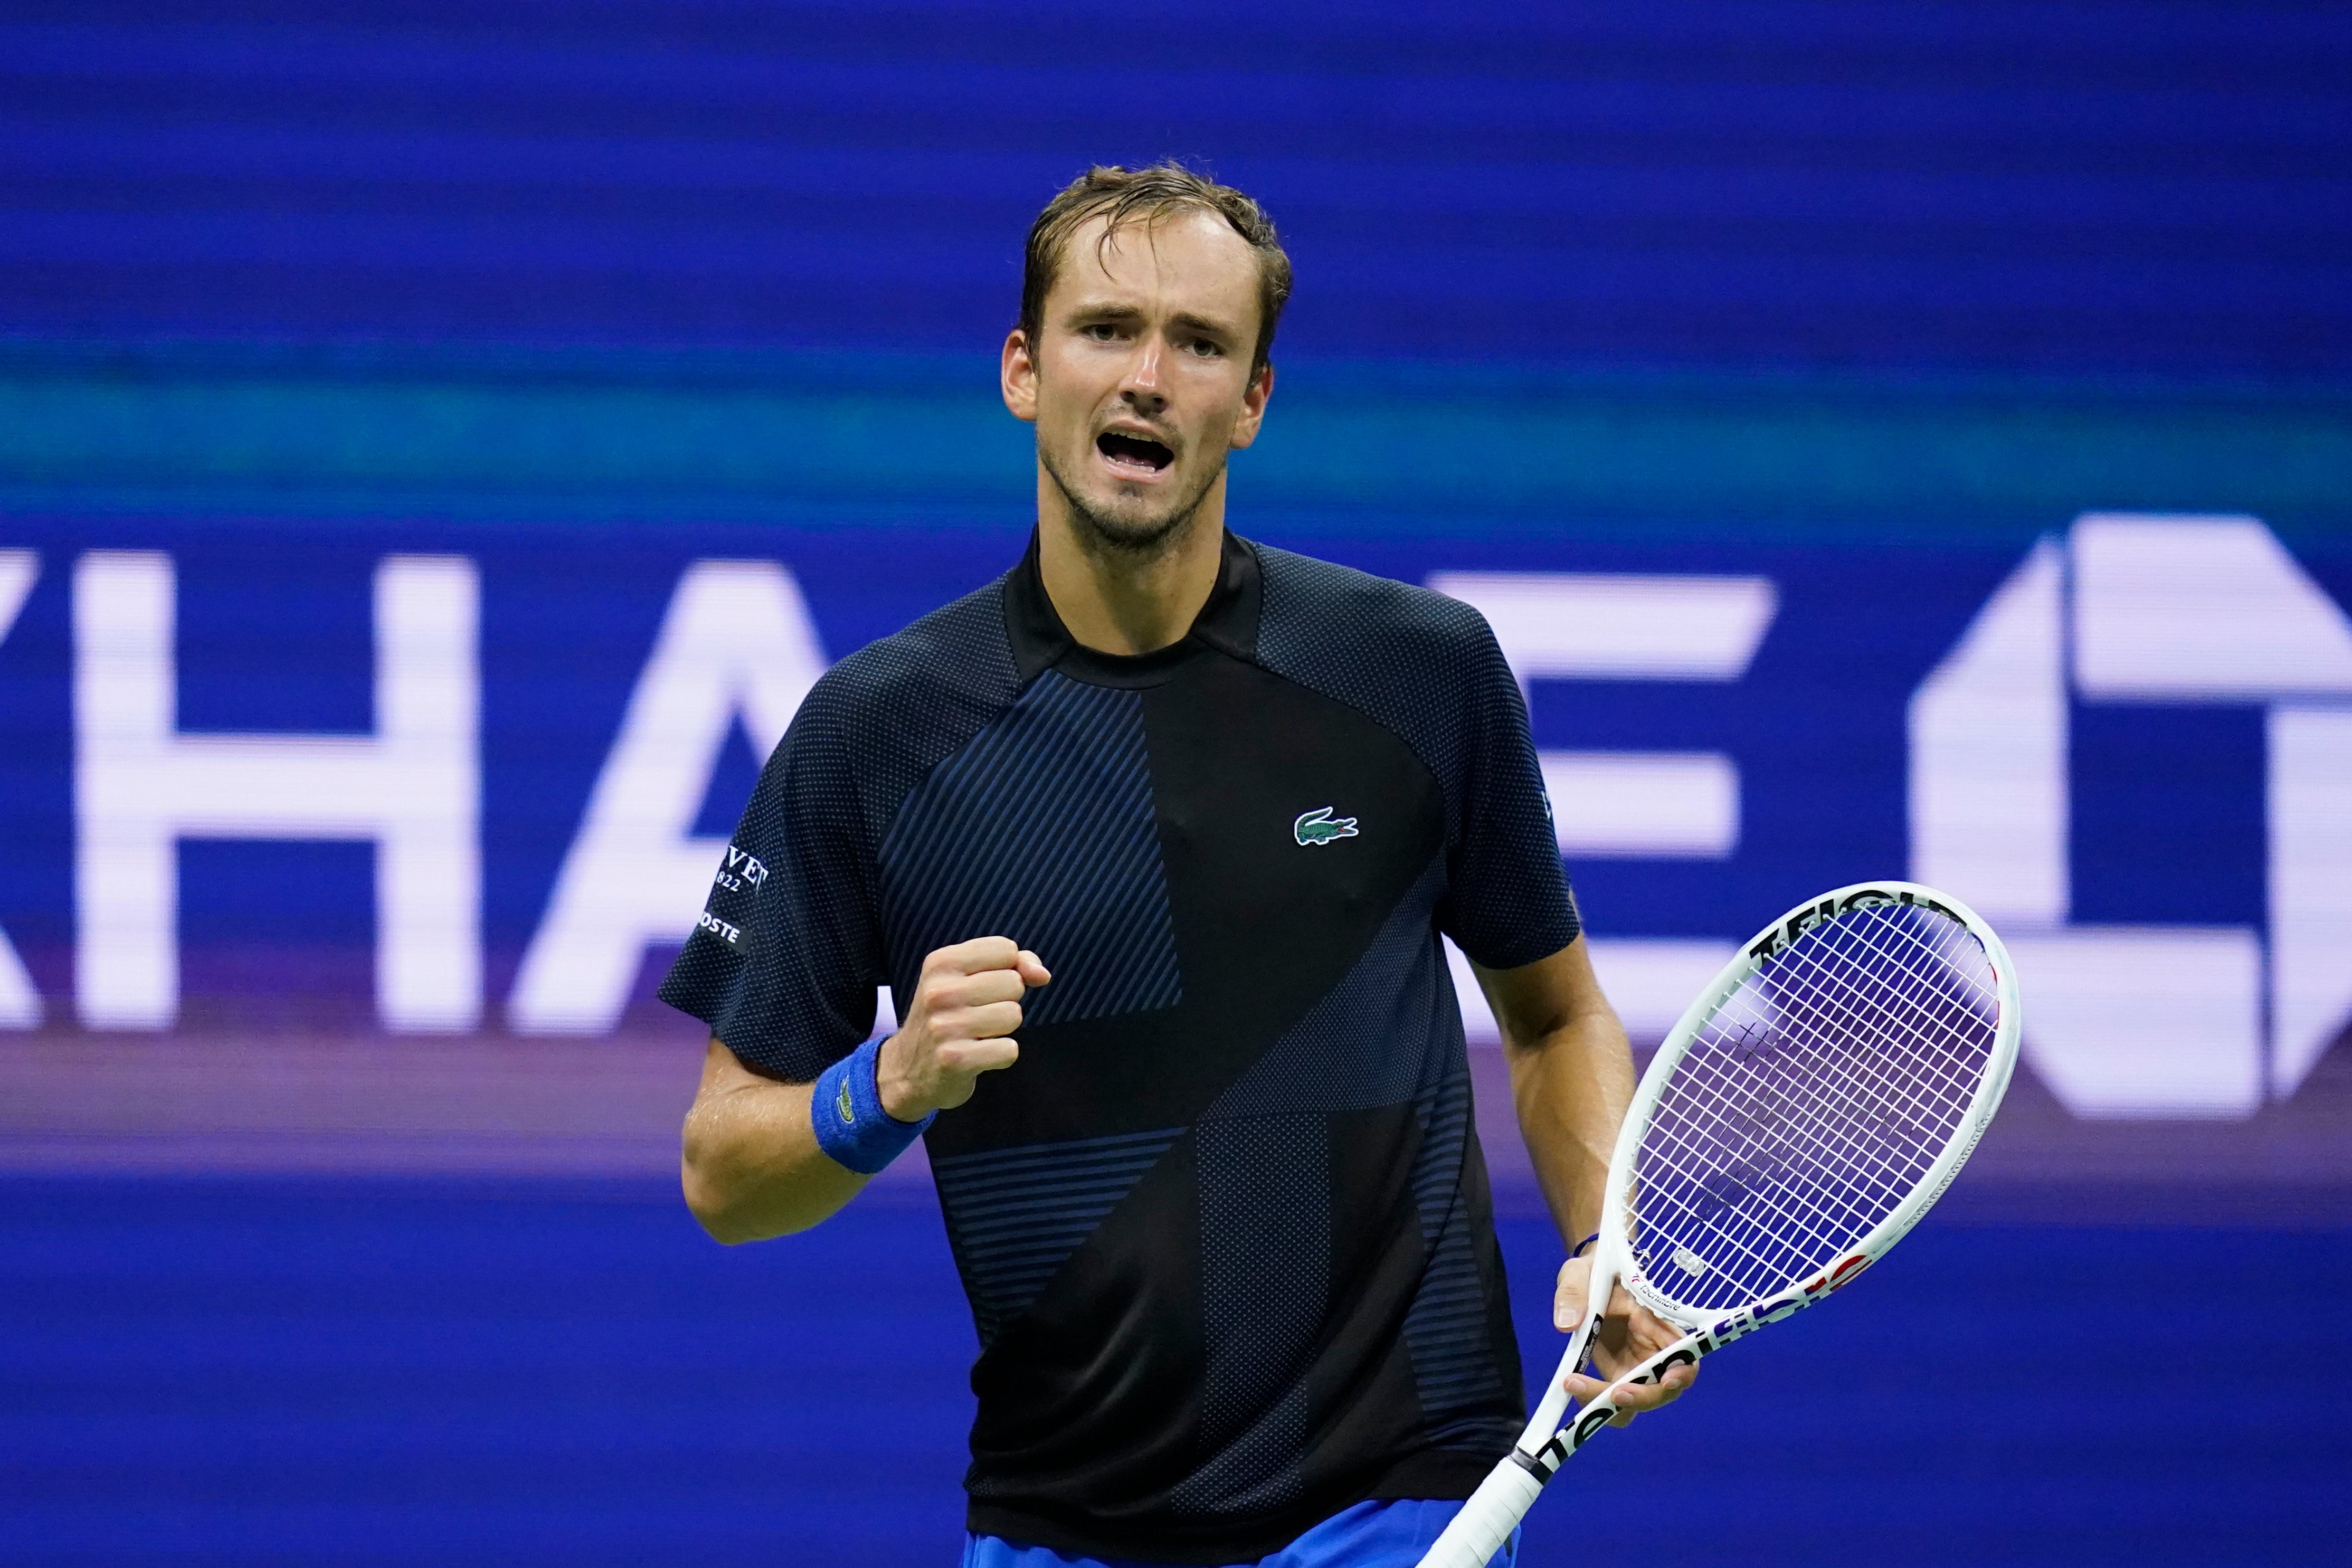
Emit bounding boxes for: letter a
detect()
[508,562,824,1033]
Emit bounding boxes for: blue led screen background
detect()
[1,5,2348,1564]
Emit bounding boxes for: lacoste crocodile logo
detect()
[1294,806,1359,847]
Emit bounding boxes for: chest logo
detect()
[1294,806,1360,847]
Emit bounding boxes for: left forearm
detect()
[1475,937,1638,1248]
[1481,939,1696,1418]
[1506,1008,1635,1246]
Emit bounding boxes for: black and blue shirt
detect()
[661,530,1579,1564]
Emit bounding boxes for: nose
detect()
[1119,337,1167,415]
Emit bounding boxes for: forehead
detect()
[1047,207,1261,325]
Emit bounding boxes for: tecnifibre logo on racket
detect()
[1745,885,1957,961]
[1294,806,1359,846]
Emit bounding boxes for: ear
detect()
[1001,328,1039,424]
[1227,359,1275,451]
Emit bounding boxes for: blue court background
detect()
[2,4,2349,1564]
[8,1183,2348,1566]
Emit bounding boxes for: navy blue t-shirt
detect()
[660,531,1579,1564]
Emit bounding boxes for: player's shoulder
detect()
[1252,541,1503,674]
[1249,543,1517,790]
[761,572,1023,843]
[800,572,1021,731]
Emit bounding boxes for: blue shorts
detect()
[962,1498,1519,1568]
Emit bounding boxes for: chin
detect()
[1046,450,1221,556]
[1069,500,1198,555]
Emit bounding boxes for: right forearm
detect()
[681,1040,868,1243]
[679,939,1046,1244]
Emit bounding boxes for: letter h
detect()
[74,552,480,1031]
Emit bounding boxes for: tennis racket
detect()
[1418,879,2020,1568]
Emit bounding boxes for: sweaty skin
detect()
[1001,206,1273,657]
[676,200,1690,1425]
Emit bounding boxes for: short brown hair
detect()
[1019,161,1293,377]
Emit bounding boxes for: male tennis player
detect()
[661,163,1693,1568]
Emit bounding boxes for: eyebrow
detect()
[1061,299,1242,340]
[1166,311,1240,341]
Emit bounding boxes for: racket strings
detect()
[1690,927,1985,1215]
[1653,923,1988,1282]
[1633,1014,1958,1301]
[1636,913,1993,1298]
[1625,904,1998,1316]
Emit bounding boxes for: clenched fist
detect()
[876,937,1051,1120]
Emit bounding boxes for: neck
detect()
[1035,472,1228,656]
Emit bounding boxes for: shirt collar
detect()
[1002,525,1262,688]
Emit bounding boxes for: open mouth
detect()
[1096,431,1174,475]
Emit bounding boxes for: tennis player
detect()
[661,163,1694,1568]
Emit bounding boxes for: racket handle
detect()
[1414,1457,1543,1568]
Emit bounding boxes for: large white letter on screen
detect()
[1910,515,2352,1117]
[74,552,480,1031]
[1908,538,2069,926]
[1426,572,1775,858]
[508,561,825,1035]
[0,550,44,1028]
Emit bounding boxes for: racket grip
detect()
[1414,1457,1543,1568]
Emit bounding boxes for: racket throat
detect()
[1507,1440,1566,1485]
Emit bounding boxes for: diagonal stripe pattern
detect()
[878,669,1182,1028]
[1399,1071,1505,1432]
[931,1127,1184,1344]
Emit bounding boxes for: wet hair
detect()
[1020,161,1293,376]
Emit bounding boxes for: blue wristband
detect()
[811,1035,934,1175]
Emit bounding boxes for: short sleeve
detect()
[1435,615,1581,970]
[657,677,885,1081]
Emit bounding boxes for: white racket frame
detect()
[1417,880,2021,1568]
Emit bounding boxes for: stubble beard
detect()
[1039,439,1227,564]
